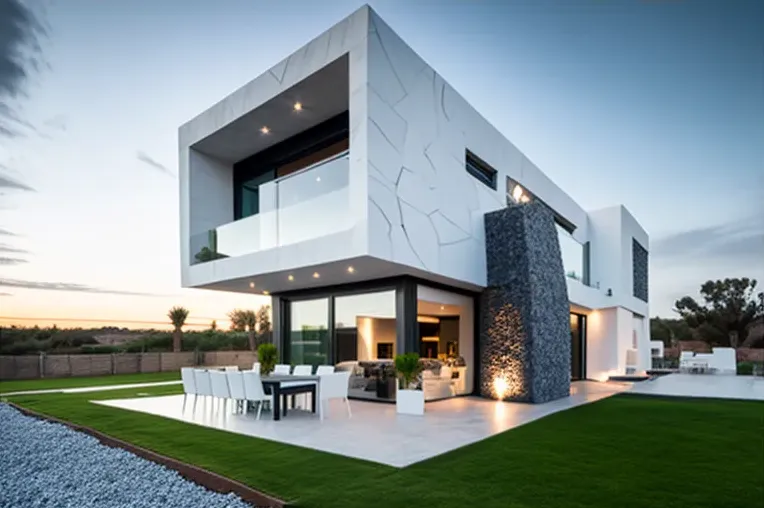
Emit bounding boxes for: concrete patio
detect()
[93,381,626,467]
[627,373,764,401]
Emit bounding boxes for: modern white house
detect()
[178,5,650,404]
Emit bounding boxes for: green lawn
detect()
[0,371,180,394]
[5,386,763,508]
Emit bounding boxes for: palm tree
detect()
[168,306,189,352]
[228,309,258,350]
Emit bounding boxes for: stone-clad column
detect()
[480,202,571,403]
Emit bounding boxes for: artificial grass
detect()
[5,387,763,508]
[0,371,180,394]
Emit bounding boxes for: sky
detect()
[0,0,762,329]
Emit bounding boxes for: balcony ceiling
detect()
[192,55,349,163]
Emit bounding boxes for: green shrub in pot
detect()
[258,343,278,376]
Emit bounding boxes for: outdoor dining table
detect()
[260,374,319,421]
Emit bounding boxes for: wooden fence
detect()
[0,351,259,381]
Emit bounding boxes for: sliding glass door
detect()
[288,298,329,366]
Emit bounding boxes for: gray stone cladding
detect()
[632,238,648,302]
[480,202,571,403]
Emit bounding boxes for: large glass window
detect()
[289,298,329,366]
[557,223,586,283]
[239,170,275,219]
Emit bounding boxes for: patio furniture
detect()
[260,374,318,421]
[290,365,314,408]
[711,348,737,375]
[241,371,274,420]
[318,371,352,421]
[316,365,335,375]
[193,369,213,407]
[422,369,453,401]
[274,364,292,375]
[251,362,261,374]
[209,371,232,413]
[180,367,198,411]
[224,366,239,372]
[226,371,247,414]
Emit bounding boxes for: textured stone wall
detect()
[480,202,571,403]
[632,238,649,302]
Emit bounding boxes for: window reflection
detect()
[289,298,329,366]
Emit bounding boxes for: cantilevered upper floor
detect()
[178,5,648,317]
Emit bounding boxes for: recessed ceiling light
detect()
[293,102,303,111]
[263,290,270,295]
[347,266,355,273]
[260,126,270,135]
[312,272,320,279]
[316,176,321,182]
[440,305,445,310]
[288,274,294,281]
[249,282,255,288]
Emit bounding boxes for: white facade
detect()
[178,5,650,381]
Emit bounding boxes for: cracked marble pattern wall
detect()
[364,11,508,286]
[480,203,571,404]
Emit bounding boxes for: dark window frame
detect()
[465,150,497,190]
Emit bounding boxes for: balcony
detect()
[190,152,351,265]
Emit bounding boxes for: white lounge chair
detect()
[224,366,239,372]
[292,365,312,375]
[209,370,232,413]
[180,367,198,411]
[242,371,273,420]
[251,362,261,374]
[318,371,352,421]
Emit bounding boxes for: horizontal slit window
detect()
[465,151,497,189]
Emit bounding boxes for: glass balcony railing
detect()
[190,152,352,265]
[557,224,593,287]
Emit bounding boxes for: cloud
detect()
[44,114,67,131]
[137,151,174,177]
[0,1,47,138]
[0,172,35,191]
[0,292,12,296]
[0,243,27,254]
[0,228,18,236]
[0,257,27,265]
[0,278,164,297]
[652,214,764,266]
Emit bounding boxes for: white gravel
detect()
[0,403,251,508]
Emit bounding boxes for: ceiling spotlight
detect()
[249,282,255,288]
[312,272,320,279]
[288,274,294,281]
[440,305,445,310]
[293,102,303,111]
[263,290,270,295]
[347,266,355,274]
[260,126,270,135]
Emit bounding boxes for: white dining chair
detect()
[289,365,314,408]
[274,364,291,375]
[226,371,247,414]
[316,365,335,375]
[224,366,239,372]
[318,371,352,421]
[180,367,198,411]
[292,365,312,375]
[193,369,213,408]
[209,370,232,414]
[242,371,273,420]
[251,362,261,374]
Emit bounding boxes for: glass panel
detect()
[416,286,475,400]
[190,154,352,265]
[557,224,586,283]
[334,291,396,402]
[239,170,275,219]
[277,153,351,245]
[289,298,329,367]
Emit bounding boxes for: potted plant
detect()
[257,343,277,376]
[394,353,424,415]
[375,363,396,399]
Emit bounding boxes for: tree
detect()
[650,317,693,347]
[674,278,764,348]
[168,306,190,352]
[229,309,257,351]
[209,320,217,331]
[256,305,272,344]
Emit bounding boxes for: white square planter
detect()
[396,389,424,416]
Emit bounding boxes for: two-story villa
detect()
[179,5,650,404]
